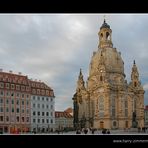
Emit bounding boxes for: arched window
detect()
[113,121,116,127]
[134,82,137,87]
[100,76,103,81]
[99,96,104,117]
[111,97,115,117]
[132,98,136,113]
[100,33,103,40]
[125,100,128,117]
[106,32,110,40]
[134,99,136,111]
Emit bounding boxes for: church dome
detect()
[90,48,125,77]
[89,19,125,77]
[100,19,110,29]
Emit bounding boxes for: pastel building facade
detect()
[0,70,55,133]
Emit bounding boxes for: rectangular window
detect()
[46,90,49,95]
[38,104,40,108]
[16,85,20,90]
[37,89,40,94]
[46,119,49,123]
[17,93,20,97]
[0,82,4,88]
[22,109,24,113]
[26,100,29,106]
[51,105,53,109]
[6,91,10,96]
[38,112,40,116]
[46,112,49,116]
[0,116,3,121]
[26,87,30,91]
[46,105,48,109]
[37,96,40,101]
[22,117,24,122]
[0,98,3,103]
[38,119,40,123]
[11,84,15,89]
[26,117,29,122]
[42,104,44,108]
[51,98,53,102]
[42,119,44,123]
[22,94,24,98]
[112,108,115,117]
[42,112,44,116]
[6,107,9,112]
[51,112,53,116]
[16,100,19,105]
[6,116,9,122]
[11,99,14,104]
[125,109,128,117]
[12,108,14,113]
[22,100,24,105]
[33,96,36,100]
[17,116,19,122]
[42,97,44,101]
[6,99,9,104]
[16,108,19,113]
[0,90,4,96]
[33,119,36,123]
[51,119,53,124]
[21,86,25,91]
[26,109,29,114]
[46,98,48,101]
[0,107,3,112]
[33,111,36,116]
[33,104,35,108]
[11,92,14,97]
[6,83,10,89]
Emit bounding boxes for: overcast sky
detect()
[0,14,148,111]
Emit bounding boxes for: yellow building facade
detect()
[72,19,144,129]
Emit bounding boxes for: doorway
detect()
[100,121,104,129]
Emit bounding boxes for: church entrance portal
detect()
[100,121,104,129]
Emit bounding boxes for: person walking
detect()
[107,129,110,134]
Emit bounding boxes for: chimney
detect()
[18,72,22,75]
[0,69,3,72]
[9,70,13,73]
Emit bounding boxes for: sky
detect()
[0,14,148,111]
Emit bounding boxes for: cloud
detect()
[0,14,148,110]
[144,83,148,91]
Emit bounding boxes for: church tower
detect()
[76,69,86,92]
[131,60,140,88]
[72,19,144,130]
[129,60,145,128]
[98,19,113,49]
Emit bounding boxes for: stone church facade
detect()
[72,19,144,129]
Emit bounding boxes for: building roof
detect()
[64,107,73,113]
[0,70,54,97]
[145,105,148,110]
[100,19,110,29]
[0,71,29,85]
[55,111,73,118]
[64,107,73,116]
